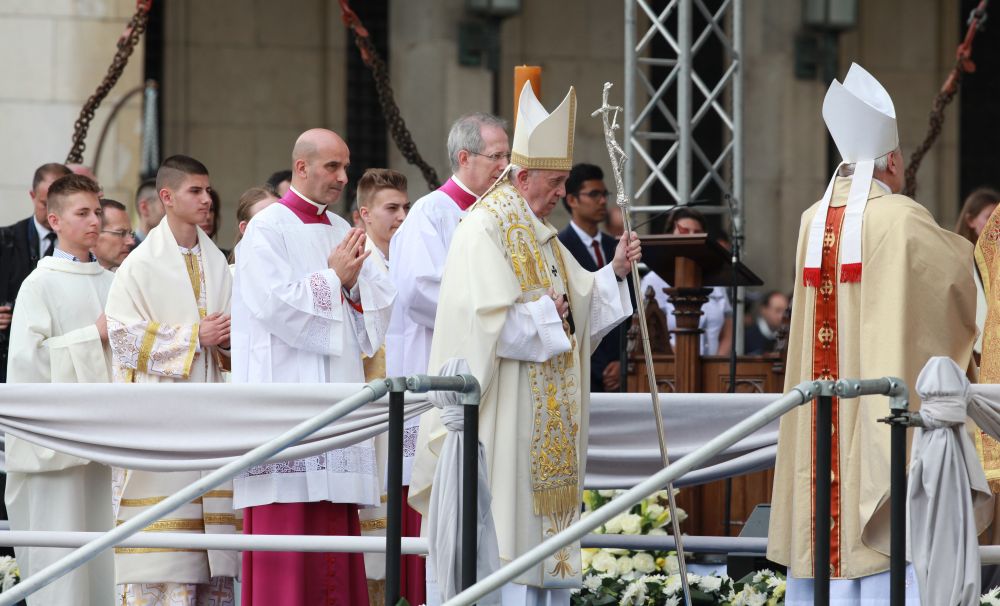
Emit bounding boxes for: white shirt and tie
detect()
[34,218,56,258]
[568,220,607,267]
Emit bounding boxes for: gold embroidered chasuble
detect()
[105,222,239,595]
[409,177,631,589]
[769,177,977,580]
[975,211,1000,510]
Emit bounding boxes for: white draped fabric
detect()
[0,386,780,481]
[0,383,431,472]
[908,357,995,606]
[425,360,501,605]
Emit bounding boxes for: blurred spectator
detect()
[955,186,1000,356]
[229,187,279,265]
[133,178,162,244]
[94,199,135,271]
[640,208,733,355]
[265,170,292,196]
[744,290,789,355]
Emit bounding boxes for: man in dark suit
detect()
[558,163,631,392]
[0,163,73,382]
[744,290,789,355]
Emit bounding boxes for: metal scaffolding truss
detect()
[624,0,743,220]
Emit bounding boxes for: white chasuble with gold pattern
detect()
[409,177,632,589]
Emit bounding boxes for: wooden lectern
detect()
[626,234,787,536]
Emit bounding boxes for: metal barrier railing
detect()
[0,375,915,606]
[0,373,481,606]
[442,376,908,606]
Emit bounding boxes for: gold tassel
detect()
[532,483,579,517]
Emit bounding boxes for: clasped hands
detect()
[328,228,371,291]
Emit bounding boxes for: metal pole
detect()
[386,380,406,606]
[462,396,479,593]
[732,0,745,356]
[678,0,692,204]
[0,380,390,606]
[443,382,817,605]
[0,531,430,553]
[889,423,906,606]
[890,411,907,605]
[624,0,636,205]
[814,394,832,606]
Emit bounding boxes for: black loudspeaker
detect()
[726,504,786,580]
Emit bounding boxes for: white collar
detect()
[33,216,52,239]
[452,175,477,197]
[871,177,891,194]
[569,220,601,247]
[290,185,327,215]
[756,315,776,340]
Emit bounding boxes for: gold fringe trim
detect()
[532,484,579,517]
[116,518,205,532]
[136,322,160,374]
[114,547,203,555]
[203,490,233,499]
[119,496,203,507]
[204,513,241,530]
[361,518,388,531]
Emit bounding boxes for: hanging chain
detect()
[66,0,152,165]
[339,0,441,190]
[903,0,988,197]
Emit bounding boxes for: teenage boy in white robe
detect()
[5,173,116,606]
[106,154,237,606]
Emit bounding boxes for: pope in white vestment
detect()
[6,252,116,606]
[386,115,509,604]
[410,84,637,605]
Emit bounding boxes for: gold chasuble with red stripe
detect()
[768,177,977,580]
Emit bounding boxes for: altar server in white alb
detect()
[106,155,238,606]
[5,173,115,606]
[410,83,640,605]
[231,128,395,606]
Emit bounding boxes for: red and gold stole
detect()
[811,205,845,577]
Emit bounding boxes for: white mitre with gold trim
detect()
[510,81,577,171]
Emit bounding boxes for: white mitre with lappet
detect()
[510,80,577,171]
[803,62,898,287]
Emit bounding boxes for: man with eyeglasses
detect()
[93,199,136,271]
[558,163,630,392]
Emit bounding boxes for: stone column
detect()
[0,0,145,226]
[388,0,492,200]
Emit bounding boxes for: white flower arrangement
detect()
[983,586,1000,606]
[0,556,20,593]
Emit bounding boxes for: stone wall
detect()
[9,0,953,289]
[162,0,347,245]
[0,0,144,226]
[741,0,959,293]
